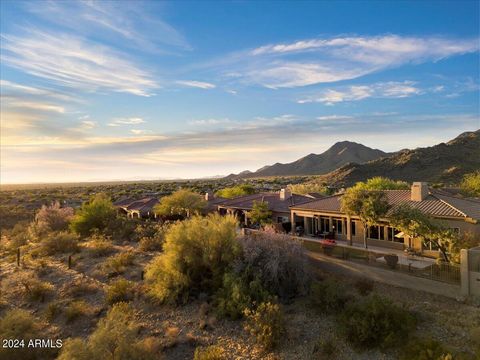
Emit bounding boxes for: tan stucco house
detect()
[290,182,480,256]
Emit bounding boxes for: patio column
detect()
[244,212,248,226]
[346,216,352,245]
[329,216,333,232]
[290,211,296,234]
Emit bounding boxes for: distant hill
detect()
[227,141,389,179]
[322,130,480,186]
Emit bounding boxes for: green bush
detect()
[244,301,286,351]
[16,272,54,302]
[40,231,79,255]
[310,279,350,314]
[58,302,154,360]
[339,295,416,350]
[65,300,90,323]
[102,252,134,276]
[145,214,239,304]
[139,236,164,251]
[215,271,271,319]
[194,345,226,360]
[44,301,62,322]
[400,337,453,360]
[0,309,51,360]
[71,194,117,237]
[105,278,135,305]
[86,234,114,257]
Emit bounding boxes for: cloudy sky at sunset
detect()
[1,0,479,184]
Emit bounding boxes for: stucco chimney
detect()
[205,192,213,201]
[280,188,291,200]
[411,182,429,202]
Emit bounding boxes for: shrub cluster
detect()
[105,278,135,305]
[58,302,156,360]
[309,279,351,314]
[40,231,79,255]
[86,234,114,257]
[400,337,454,360]
[339,295,416,350]
[0,309,53,360]
[102,252,135,276]
[243,301,286,351]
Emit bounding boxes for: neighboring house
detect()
[217,189,314,229]
[204,192,227,213]
[114,197,159,219]
[290,182,480,256]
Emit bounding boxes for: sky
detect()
[1,0,479,184]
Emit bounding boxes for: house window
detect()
[368,225,379,240]
[333,218,343,235]
[423,240,440,251]
[450,227,460,235]
[351,221,356,236]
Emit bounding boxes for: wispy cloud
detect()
[298,81,422,105]
[176,80,216,89]
[207,35,479,88]
[24,0,190,52]
[131,129,152,135]
[1,30,158,96]
[107,117,146,127]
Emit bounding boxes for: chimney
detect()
[205,192,213,201]
[411,182,429,202]
[280,188,291,200]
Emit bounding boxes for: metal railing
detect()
[302,238,460,285]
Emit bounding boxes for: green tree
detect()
[353,177,409,191]
[288,182,330,196]
[248,200,272,226]
[70,194,117,237]
[340,188,390,248]
[460,171,480,197]
[389,204,459,263]
[145,213,239,303]
[153,189,206,218]
[215,184,256,199]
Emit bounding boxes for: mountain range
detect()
[226,129,480,185]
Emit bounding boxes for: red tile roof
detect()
[291,189,480,221]
[218,192,313,213]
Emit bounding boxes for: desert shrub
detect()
[312,337,338,359]
[70,194,117,237]
[105,278,135,305]
[1,221,30,252]
[339,295,416,350]
[215,271,271,319]
[139,236,164,251]
[102,252,135,276]
[194,345,226,360]
[66,280,99,297]
[154,189,206,218]
[35,201,74,234]
[44,301,62,322]
[400,337,453,360]
[65,300,90,323]
[0,309,48,360]
[238,232,311,300]
[40,231,79,255]
[104,216,138,242]
[471,326,480,354]
[145,214,239,304]
[86,233,114,257]
[15,272,54,302]
[58,302,153,360]
[354,278,374,296]
[310,279,350,314]
[244,301,286,351]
